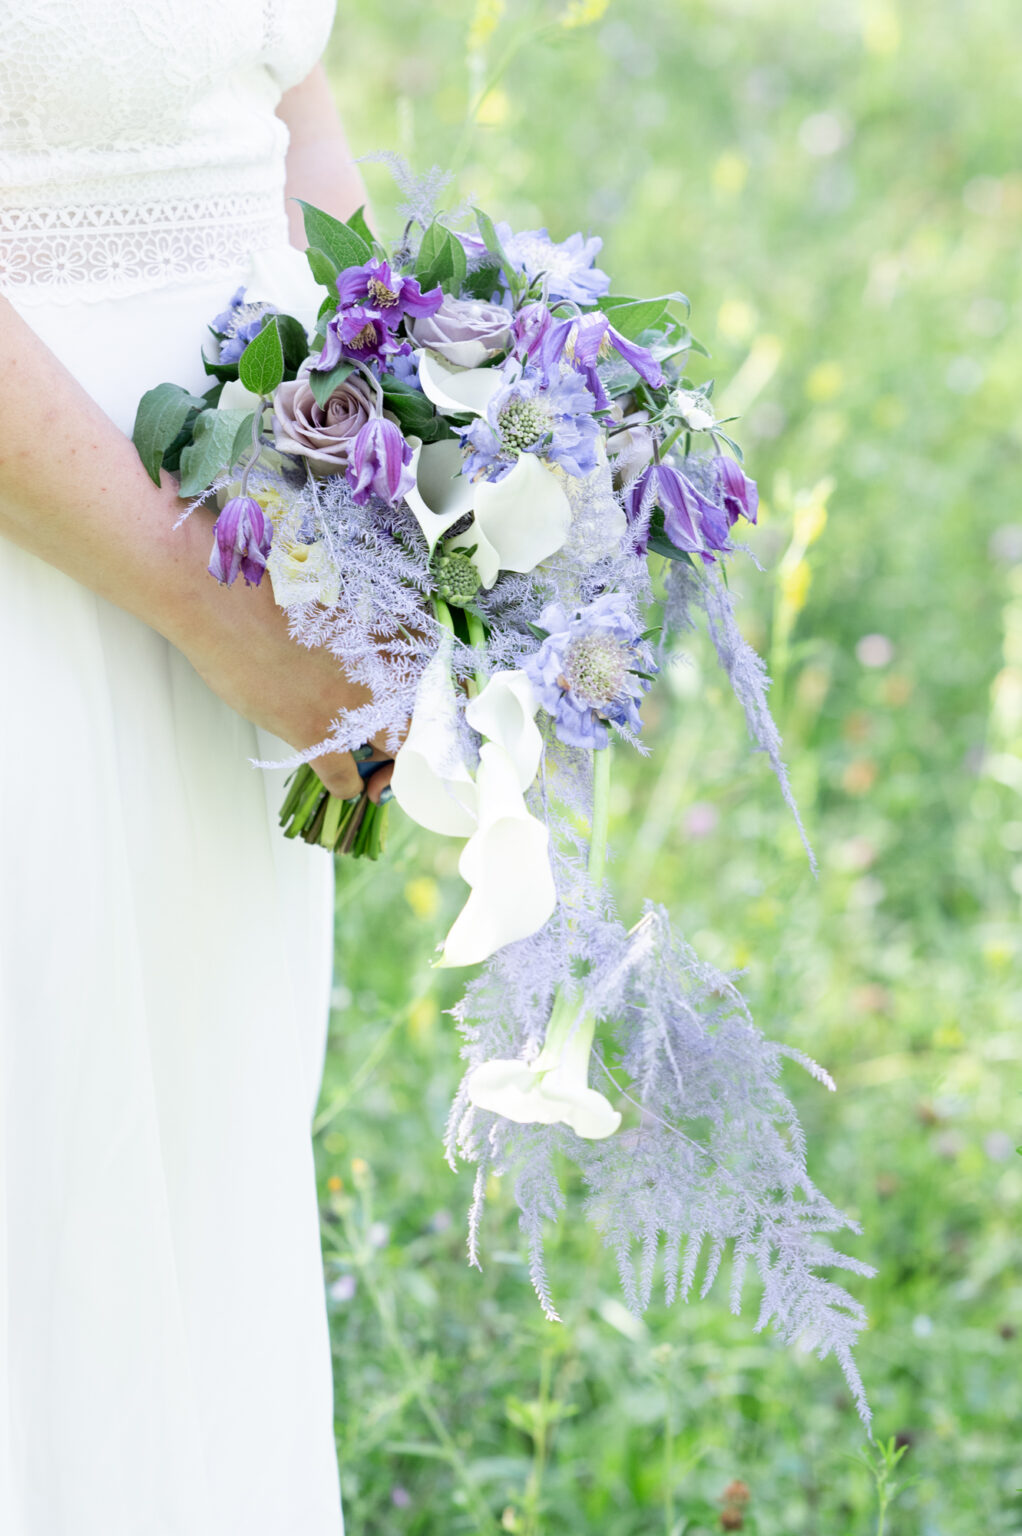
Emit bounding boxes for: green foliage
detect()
[176,407,251,498]
[131,381,205,485]
[298,198,373,272]
[415,218,468,292]
[318,2,1021,1531]
[238,314,284,396]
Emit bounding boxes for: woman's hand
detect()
[165,507,395,802]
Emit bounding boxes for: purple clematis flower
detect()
[347,418,415,506]
[316,305,409,371]
[462,362,600,482]
[513,301,574,380]
[210,286,279,365]
[569,312,665,410]
[208,495,272,586]
[712,454,759,527]
[335,258,443,326]
[524,592,652,749]
[626,462,732,560]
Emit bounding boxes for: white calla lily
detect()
[417,350,503,416]
[449,453,573,588]
[438,741,556,968]
[466,999,621,1140]
[267,538,340,608]
[390,637,478,837]
[403,438,476,555]
[464,671,542,791]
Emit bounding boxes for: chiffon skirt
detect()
[0,245,344,1534]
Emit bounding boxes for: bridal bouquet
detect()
[133,185,873,1420]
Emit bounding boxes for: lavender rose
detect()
[272,362,382,477]
[409,295,513,369]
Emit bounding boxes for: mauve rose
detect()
[409,295,513,369]
[271,362,381,477]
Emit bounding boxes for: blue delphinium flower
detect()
[210,287,279,364]
[462,363,600,482]
[524,593,652,749]
[208,495,272,586]
[498,225,611,306]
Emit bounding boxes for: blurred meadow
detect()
[317,2,1021,1530]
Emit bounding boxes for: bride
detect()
[0,3,381,1529]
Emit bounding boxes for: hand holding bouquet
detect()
[133,181,872,1420]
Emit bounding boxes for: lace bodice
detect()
[0,0,336,303]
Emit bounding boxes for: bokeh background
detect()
[316,3,1021,1530]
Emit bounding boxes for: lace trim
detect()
[0,193,290,304]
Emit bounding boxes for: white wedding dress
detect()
[0,4,346,1531]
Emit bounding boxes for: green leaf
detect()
[238,316,285,396]
[599,294,687,341]
[274,312,311,376]
[310,360,355,408]
[463,262,504,301]
[132,382,206,486]
[177,408,252,498]
[297,199,371,274]
[229,410,257,470]
[306,246,339,289]
[346,204,375,248]
[415,220,467,293]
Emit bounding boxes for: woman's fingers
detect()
[365,760,394,805]
[314,749,362,800]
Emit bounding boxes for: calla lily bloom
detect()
[449,452,574,588]
[466,994,621,1139]
[403,438,477,554]
[416,350,504,416]
[391,666,556,967]
[438,740,556,967]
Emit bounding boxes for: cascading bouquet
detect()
[133,183,873,1421]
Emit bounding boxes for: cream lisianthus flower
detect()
[266,537,340,608]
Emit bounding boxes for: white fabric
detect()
[0,4,345,1533]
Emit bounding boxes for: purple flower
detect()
[513,301,574,380]
[347,418,415,506]
[316,306,409,371]
[462,363,600,482]
[712,455,759,527]
[499,225,611,306]
[524,593,652,749]
[569,312,665,410]
[210,286,279,364]
[208,495,272,587]
[626,462,733,560]
[336,258,443,325]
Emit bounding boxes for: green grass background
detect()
[316,3,1021,1530]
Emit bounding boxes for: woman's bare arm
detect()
[276,63,370,246]
[0,295,376,799]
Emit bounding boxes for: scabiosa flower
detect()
[209,286,279,364]
[524,593,652,749]
[569,311,665,410]
[625,462,732,559]
[208,495,272,586]
[335,257,443,325]
[712,455,759,528]
[316,305,409,371]
[347,418,415,506]
[462,363,600,482]
[499,225,611,305]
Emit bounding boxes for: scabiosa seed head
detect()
[497,394,552,455]
[561,632,630,708]
[433,549,482,607]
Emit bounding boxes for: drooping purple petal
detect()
[712,454,759,527]
[347,418,415,506]
[316,307,408,371]
[569,312,664,409]
[208,496,272,587]
[335,257,443,324]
